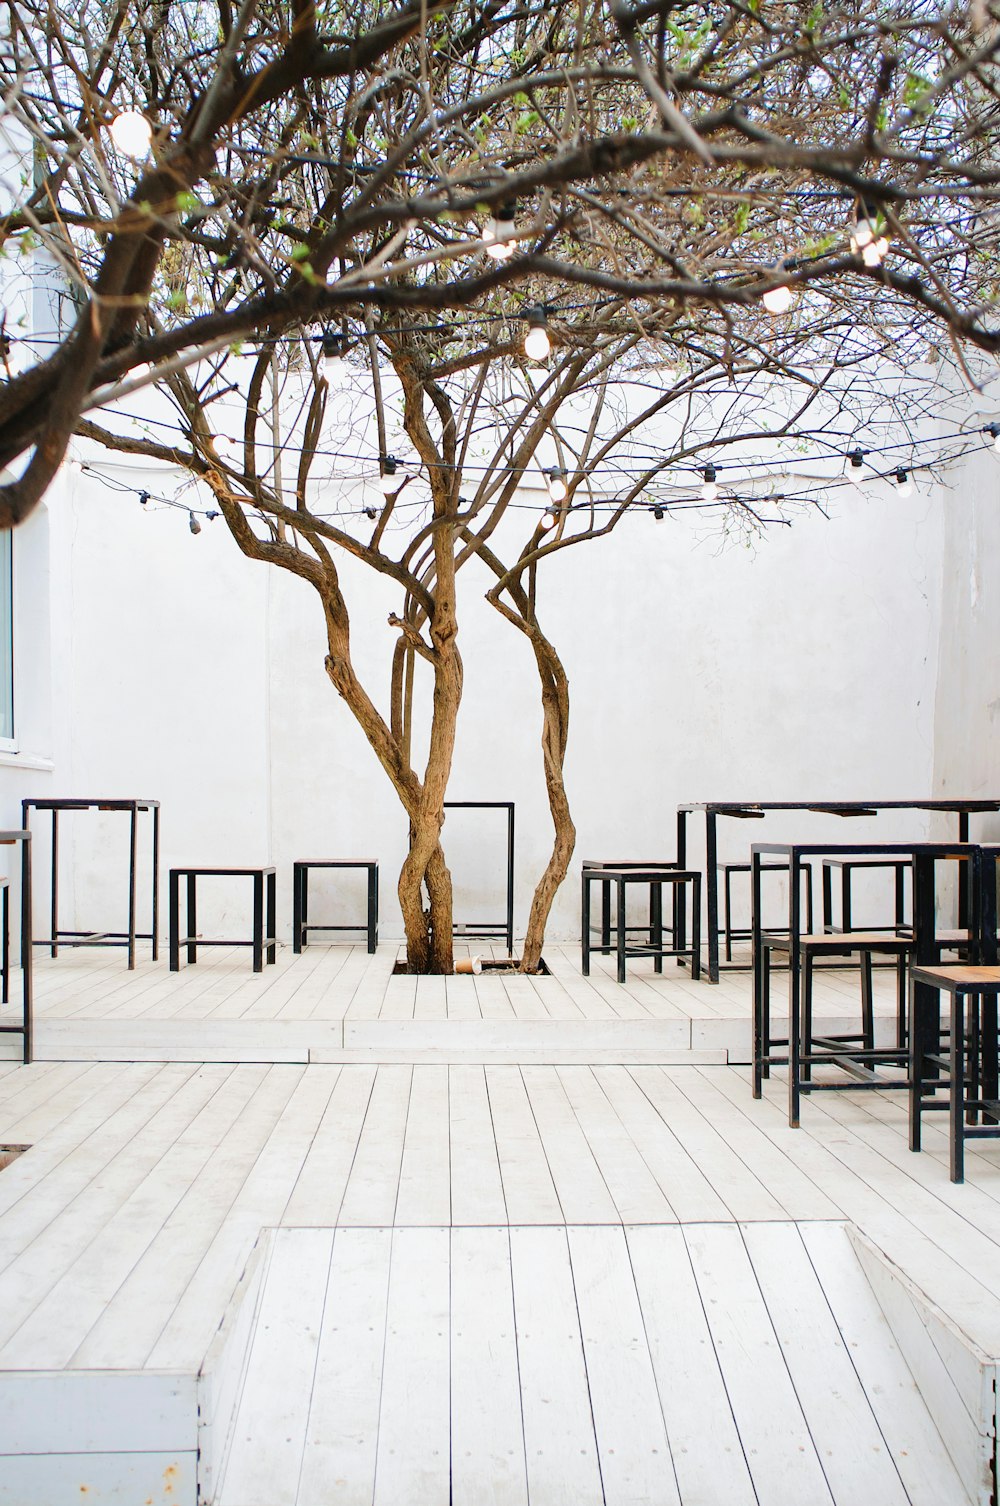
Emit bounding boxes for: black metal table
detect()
[677,800,999,983]
[444,801,515,954]
[169,867,276,973]
[0,831,32,1063]
[22,797,160,970]
[752,840,977,1127]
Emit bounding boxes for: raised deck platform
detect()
[0,946,996,1502]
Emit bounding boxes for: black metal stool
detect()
[0,876,9,1003]
[582,866,700,983]
[909,964,1000,1182]
[720,860,813,962]
[582,859,681,952]
[169,867,276,973]
[822,856,910,933]
[755,929,913,1126]
[292,860,378,954]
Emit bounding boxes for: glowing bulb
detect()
[544,467,567,504]
[762,283,793,315]
[109,110,153,159]
[894,468,913,499]
[862,238,889,267]
[524,311,550,362]
[851,217,875,251]
[540,510,558,531]
[213,433,238,458]
[700,464,718,502]
[483,205,517,260]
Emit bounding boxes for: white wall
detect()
[6,436,971,946]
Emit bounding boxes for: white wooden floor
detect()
[220,1221,967,1506]
[11,942,908,1063]
[27,942,898,1025]
[0,948,997,1504]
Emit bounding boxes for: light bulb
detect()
[213,433,237,459]
[321,330,345,366]
[524,323,550,361]
[994,432,1000,455]
[862,239,888,267]
[762,283,793,315]
[188,512,202,535]
[700,464,718,502]
[378,457,398,494]
[545,468,567,504]
[109,110,153,160]
[894,469,913,499]
[483,205,517,260]
[851,217,875,251]
[540,510,558,531]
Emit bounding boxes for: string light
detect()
[846,448,866,486]
[984,423,1000,454]
[761,279,794,315]
[851,204,890,267]
[482,201,517,260]
[321,330,346,366]
[523,307,551,362]
[212,433,238,458]
[109,110,153,159]
[653,505,665,521]
[700,464,719,502]
[544,467,568,504]
[894,467,913,498]
[378,455,399,494]
[188,511,201,534]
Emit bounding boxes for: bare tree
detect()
[3,0,1000,968]
[3,0,1000,525]
[75,292,956,971]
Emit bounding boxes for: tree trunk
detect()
[520,635,575,972]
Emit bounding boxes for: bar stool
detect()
[755,929,914,1126]
[909,964,1000,1182]
[822,856,910,933]
[169,867,277,973]
[720,860,813,962]
[292,860,378,953]
[582,865,700,983]
[582,859,681,953]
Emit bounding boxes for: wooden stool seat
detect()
[909,964,1000,1181]
[755,928,914,1124]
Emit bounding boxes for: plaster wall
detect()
[3,446,956,945]
[932,426,1000,830]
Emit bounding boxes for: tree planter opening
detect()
[392,958,550,977]
[0,1145,29,1171]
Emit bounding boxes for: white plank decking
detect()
[217,1221,968,1506]
[6,941,911,1063]
[0,947,998,1502]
